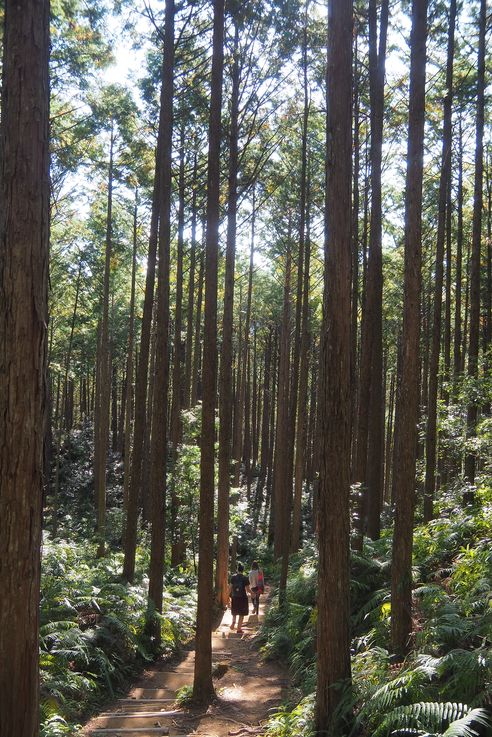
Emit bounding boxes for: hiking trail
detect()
[82,588,291,737]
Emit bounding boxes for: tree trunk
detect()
[291,5,310,554]
[292,194,311,552]
[384,372,395,503]
[391,0,427,657]
[443,172,452,404]
[254,330,272,530]
[193,0,225,705]
[147,0,175,644]
[351,28,361,478]
[354,0,389,545]
[233,203,255,487]
[464,0,486,491]
[123,190,139,511]
[315,0,353,730]
[184,150,199,410]
[0,0,49,733]
[366,0,389,541]
[272,235,292,564]
[94,123,115,558]
[216,21,240,608]
[454,118,464,380]
[191,246,205,407]
[170,128,186,566]
[423,0,455,521]
[122,46,164,583]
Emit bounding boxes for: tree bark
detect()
[170,128,186,567]
[464,0,486,491]
[191,246,205,407]
[354,0,389,545]
[453,118,464,380]
[123,190,139,511]
[122,45,164,583]
[147,0,175,643]
[315,0,353,730]
[94,123,115,559]
[193,0,225,705]
[391,0,427,657]
[184,151,199,410]
[423,0,455,521]
[272,236,292,563]
[0,1,49,733]
[216,20,240,608]
[291,5,310,554]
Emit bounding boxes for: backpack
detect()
[257,570,265,594]
[231,574,246,598]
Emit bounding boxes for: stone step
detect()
[137,673,191,690]
[118,698,176,706]
[99,710,182,719]
[129,689,178,700]
[95,716,173,730]
[91,729,188,736]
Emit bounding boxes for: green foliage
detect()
[264,694,315,737]
[175,684,194,707]
[264,477,492,737]
[258,553,317,692]
[40,538,197,731]
[371,702,491,737]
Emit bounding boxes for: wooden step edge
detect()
[91,729,190,735]
[98,710,182,719]
[127,689,177,693]
[118,699,176,704]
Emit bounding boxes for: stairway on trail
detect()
[84,589,287,737]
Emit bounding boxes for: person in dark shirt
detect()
[229,562,250,633]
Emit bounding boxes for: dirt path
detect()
[83,589,290,737]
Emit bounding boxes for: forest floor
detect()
[82,588,291,737]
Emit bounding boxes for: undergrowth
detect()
[40,538,197,736]
[261,479,492,737]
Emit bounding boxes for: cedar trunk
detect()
[423,0,455,521]
[147,0,175,642]
[391,0,427,656]
[216,22,240,608]
[464,0,486,491]
[0,1,50,734]
[193,0,225,705]
[315,0,353,732]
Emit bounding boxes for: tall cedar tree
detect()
[0,1,50,734]
[122,27,165,584]
[216,20,240,608]
[423,0,456,521]
[390,0,427,656]
[464,0,486,491]
[291,0,310,554]
[365,0,389,541]
[123,191,139,510]
[147,0,175,643]
[354,0,389,547]
[193,0,225,704]
[94,124,114,558]
[315,0,353,732]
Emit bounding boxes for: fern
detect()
[372,702,492,737]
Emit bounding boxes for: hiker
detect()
[248,560,264,615]
[229,562,250,633]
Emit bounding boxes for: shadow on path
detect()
[82,587,291,737]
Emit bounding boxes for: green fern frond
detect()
[441,708,492,737]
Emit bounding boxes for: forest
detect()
[0,0,491,736]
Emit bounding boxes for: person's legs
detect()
[230,615,236,630]
[237,615,244,633]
